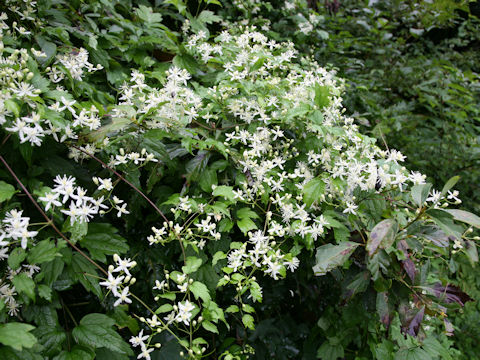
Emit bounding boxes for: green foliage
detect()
[0,0,478,359]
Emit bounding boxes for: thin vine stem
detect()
[69,144,170,225]
[0,155,107,276]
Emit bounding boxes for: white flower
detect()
[115,203,130,217]
[39,192,62,211]
[137,346,154,360]
[343,202,358,215]
[114,286,132,307]
[99,272,124,297]
[130,329,148,347]
[175,300,195,326]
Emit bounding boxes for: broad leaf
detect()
[303,178,325,208]
[72,314,132,355]
[444,209,480,229]
[0,323,37,351]
[0,180,15,202]
[367,219,398,256]
[313,242,359,276]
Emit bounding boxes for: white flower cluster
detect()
[109,147,158,168]
[114,66,201,130]
[0,209,37,251]
[39,175,130,223]
[227,230,299,280]
[100,254,136,306]
[0,18,106,147]
[53,48,103,82]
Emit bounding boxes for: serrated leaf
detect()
[242,314,255,330]
[190,281,211,303]
[313,242,359,276]
[28,239,58,264]
[38,284,52,301]
[249,281,263,303]
[53,345,95,360]
[33,326,66,356]
[70,254,102,298]
[0,323,37,351]
[182,256,203,274]
[212,185,236,201]
[72,314,132,355]
[237,216,257,234]
[317,340,344,360]
[8,248,26,270]
[367,219,398,256]
[79,223,129,262]
[212,251,226,266]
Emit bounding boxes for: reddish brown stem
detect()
[70,145,170,225]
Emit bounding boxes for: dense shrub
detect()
[0,1,478,360]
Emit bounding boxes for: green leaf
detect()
[440,176,460,198]
[212,185,236,202]
[313,242,359,276]
[410,183,432,207]
[236,217,257,234]
[4,99,20,117]
[242,314,255,330]
[317,340,344,360]
[79,223,129,262]
[249,281,263,303]
[35,35,57,64]
[70,254,102,298]
[212,251,226,266]
[43,257,65,286]
[199,169,218,192]
[465,240,478,263]
[38,284,52,301]
[12,273,36,300]
[426,209,463,240]
[136,5,163,23]
[366,219,398,256]
[444,209,480,228]
[72,314,132,355]
[33,326,66,356]
[182,256,203,274]
[28,239,58,264]
[202,320,218,334]
[53,345,95,360]
[8,247,26,270]
[62,219,88,243]
[190,281,211,303]
[225,305,239,313]
[314,83,331,110]
[0,323,37,351]
[197,10,221,24]
[0,180,15,202]
[155,304,174,314]
[303,178,325,208]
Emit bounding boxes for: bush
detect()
[0,1,478,359]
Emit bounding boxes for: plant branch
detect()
[0,155,107,276]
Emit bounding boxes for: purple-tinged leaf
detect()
[405,306,424,337]
[367,219,398,256]
[431,283,472,306]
